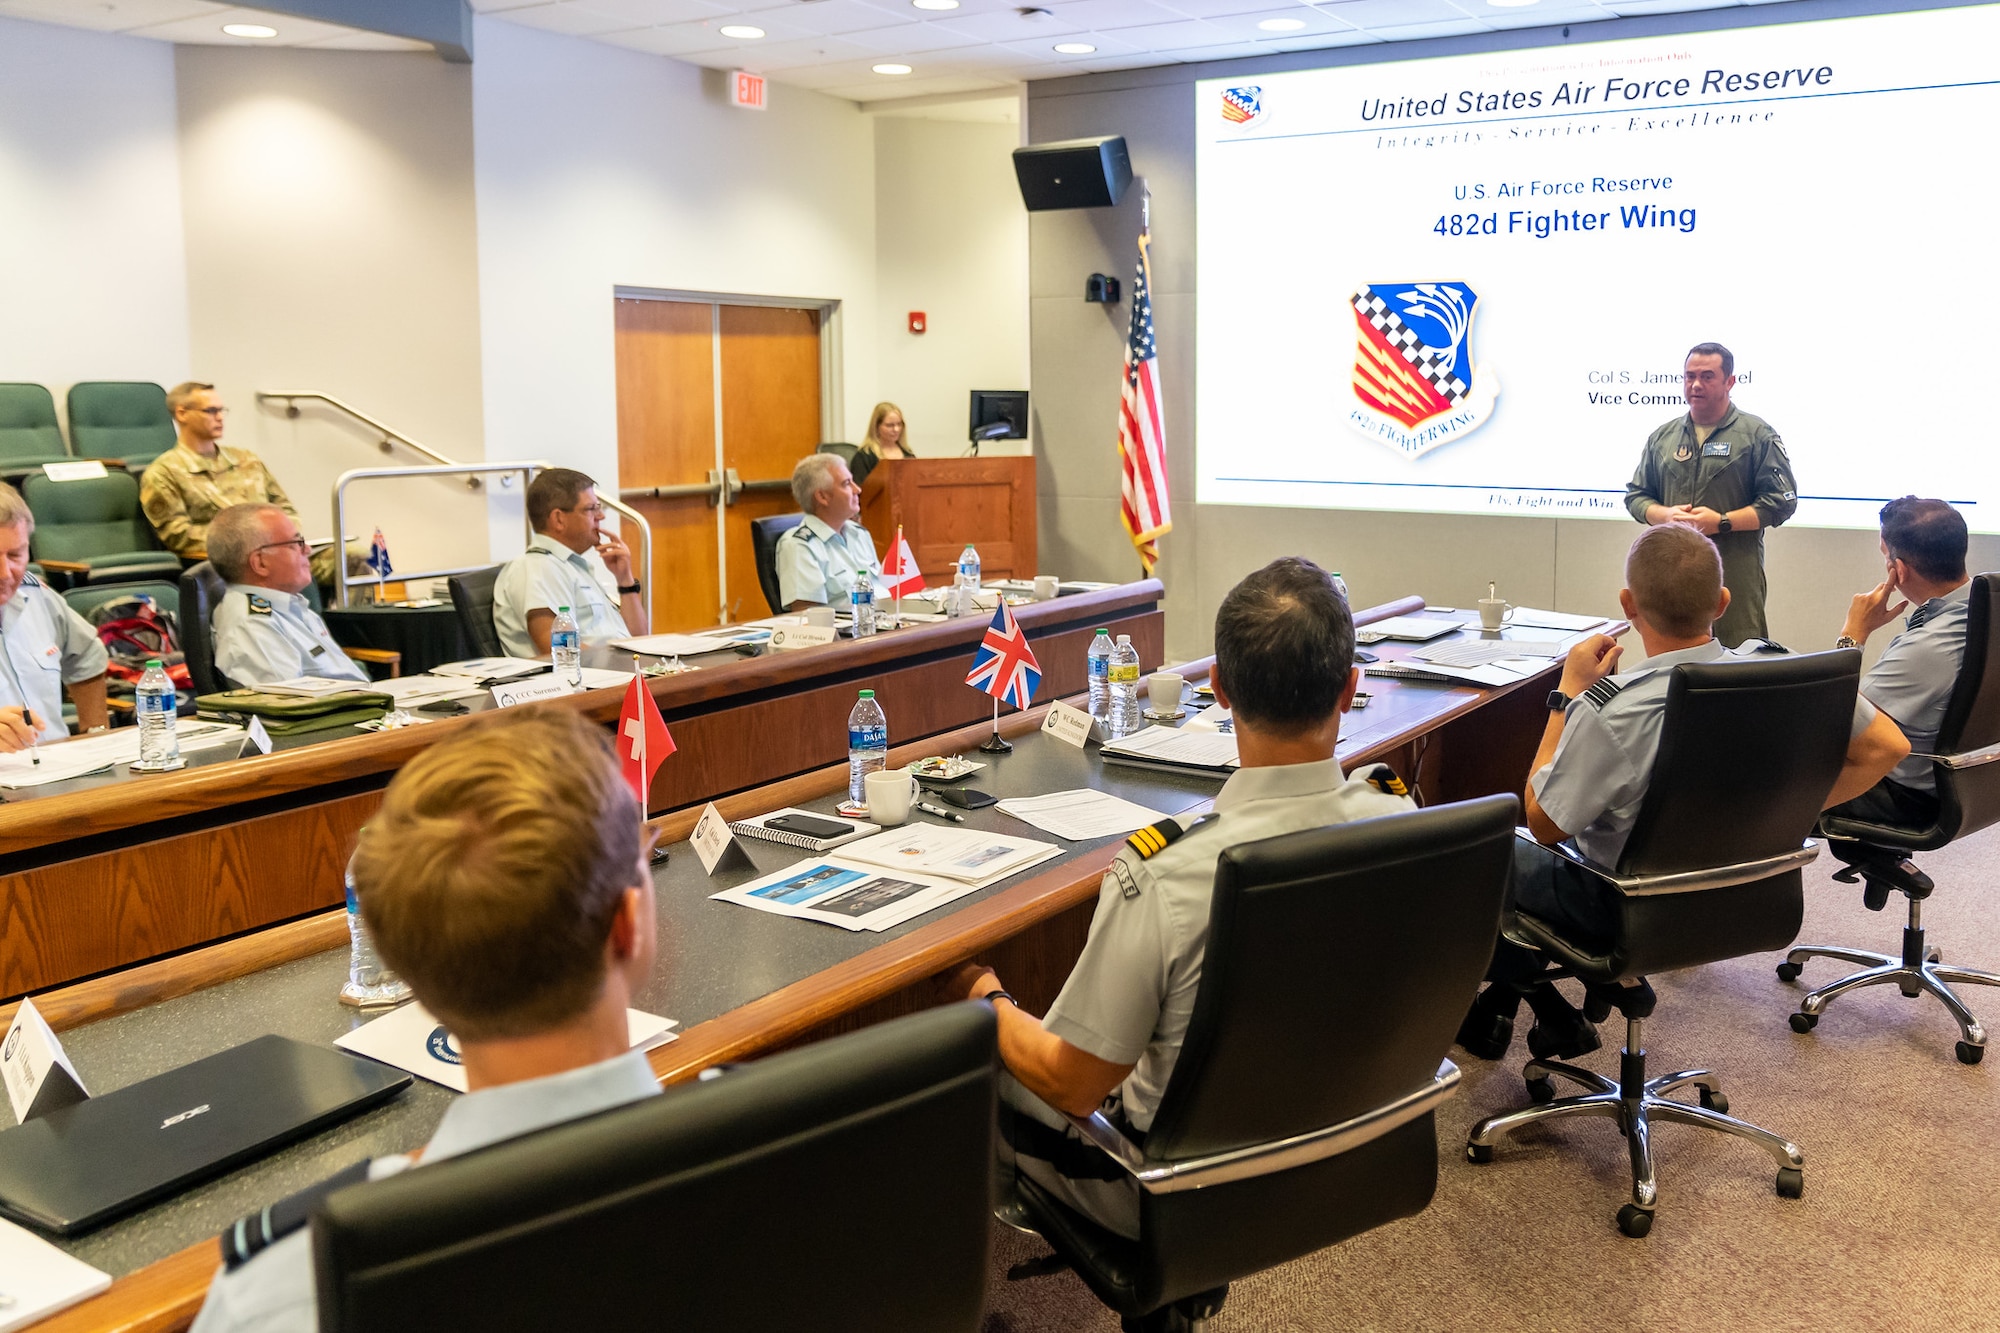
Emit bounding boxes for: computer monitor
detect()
[968,390,1029,445]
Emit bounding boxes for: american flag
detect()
[365,527,393,580]
[1119,219,1171,575]
[965,601,1041,710]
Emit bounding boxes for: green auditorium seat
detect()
[66,381,175,468]
[0,384,75,472]
[21,472,182,589]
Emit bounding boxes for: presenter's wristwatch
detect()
[1836,635,1861,650]
[1546,690,1573,714]
[618,581,643,595]
[1716,514,1733,534]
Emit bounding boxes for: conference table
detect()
[9,597,1609,1332]
[0,582,1166,1005]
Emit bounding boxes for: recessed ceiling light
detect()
[1053,41,1096,53]
[719,24,766,37]
[912,0,960,10]
[221,22,278,37]
[1257,16,1306,29]
[873,62,914,74]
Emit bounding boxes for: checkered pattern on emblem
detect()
[1351,291,1469,402]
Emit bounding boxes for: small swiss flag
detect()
[881,525,925,598]
[617,676,676,806]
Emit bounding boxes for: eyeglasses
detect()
[255,536,309,556]
[570,503,607,517]
[185,406,229,418]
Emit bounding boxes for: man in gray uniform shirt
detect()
[207,504,371,689]
[1826,496,1972,829]
[191,709,662,1333]
[1458,523,1910,1060]
[776,454,883,610]
[943,557,1413,1238]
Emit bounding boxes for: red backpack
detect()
[87,595,192,690]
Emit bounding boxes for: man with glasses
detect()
[141,382,345,586]
[0,482,109,750]
[493,468,648,659]
[208,504,369,688]
[1624,342,1798,646]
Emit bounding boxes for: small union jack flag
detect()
[965,601,1041,710]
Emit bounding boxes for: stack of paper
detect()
[838,825,1059,885]
[431,657,548,682]
[258,677,379,699]
[336,1002,677,1092]
[997,790,1170,841]
[377,674,484,707]
[0,1219,111,1331]
[710,859,982,932]
[1099,725,1240,774]
[613,632,746,657]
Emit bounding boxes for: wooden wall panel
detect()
[720,305,821,620]
[860,457,1036,581]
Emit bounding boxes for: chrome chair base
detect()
[1466,1020,1805,1238]
[1780,897,2000,1065]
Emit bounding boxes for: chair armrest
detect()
[342,647,402,678]
[106,699,134,715]
[38,559,91,574]
[1928,744,2000,770]
[1062,1060,1461,1196]
[1544,836,1819,897]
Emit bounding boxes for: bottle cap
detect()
[858,689,875,699]
[558,605,571,612]
[1095,626,1110,635]
[146,658,163,668]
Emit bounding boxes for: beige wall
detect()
[1025,66,2000,665]
[871,116,1031,461]
[175,45,489,585]
[0,17,190,420]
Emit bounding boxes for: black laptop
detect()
[0,1034,411,1235]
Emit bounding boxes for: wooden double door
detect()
[614,297,827,631]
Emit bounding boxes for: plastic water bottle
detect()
[950,544,981,618]
[1108,635,1142,739]
[1087,628,1114,724]
[339,854,411,1009]
[551,605,582,686]
[1330,572,1351,605]
[134,658,180,770]
[848,689,888,805]
[850,578,877,637]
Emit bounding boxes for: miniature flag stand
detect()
[619,677,677,860]
[965,600,1041,754]
[881,525,925,626]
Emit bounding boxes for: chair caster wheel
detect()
[1616,1204,1653,1238]
[1466,1142,1493,1164]
[1775,962,1802,983]
[1956,1041,1984,1065]
[1698,1087,1729,1115]
[1775,1167,1804,1199]
[1789,1012,1818,1034]
[1526,1076,1555,1105]
[1927,947,1942,964]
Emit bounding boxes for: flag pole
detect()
[979,694,1012,753]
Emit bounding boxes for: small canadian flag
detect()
[617,676,676,805]
[881,525,925,598]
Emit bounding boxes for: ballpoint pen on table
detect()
[22,709,37,766]
[915,800,964,823]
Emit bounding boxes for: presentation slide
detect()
[1194,5,2000,530]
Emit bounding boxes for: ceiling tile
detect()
[0,0,223,31]
[922,6,1085,41]
[596,21,739,52]
[468,0,551,10]
[737,0,929,35]
[1073,16,1231,47]
[1364,16,1492,38]
[571,0,732,21]
[1260,27,1379,48]
[1042,0,1191,29]
[1196,5,1357,35]
[125,4,360,43]
[836,19,990,51]
[490,2,639,35]
[1478,5,1613,29]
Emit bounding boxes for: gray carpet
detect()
[980,829,2000,1331]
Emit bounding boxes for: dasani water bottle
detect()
[339,854,412,1008]
[848,689,888,805]
[1087,628,1113,725]
[551,605,582,687]
[134,658,181,771]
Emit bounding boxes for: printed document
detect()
[0,722,245,788]
[710,859,981,932]
[997,791,1170,841]
[1099,725,1240,771]
[838,826,1059,885]
[337,1002,677,1093]
[0,1219,111,1331]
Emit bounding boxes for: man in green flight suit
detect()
[1624,342,1798,646]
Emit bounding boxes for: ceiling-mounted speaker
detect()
[1011,135,1132,211]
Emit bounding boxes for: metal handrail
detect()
[259,390,481,487]
[333,461,655,627]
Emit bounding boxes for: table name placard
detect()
[491,677,574,708]
[1042,700,1102,749]
[769,624,838,651]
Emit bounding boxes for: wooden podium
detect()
[860,455,1036,581]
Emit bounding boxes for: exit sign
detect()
[731,70,767,110]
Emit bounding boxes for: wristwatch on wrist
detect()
[983,989,1018,1009]
[1835,635,1861,650]
[618,581,643,595]
[1717,514,1733,534]
[1546,690,1573,714]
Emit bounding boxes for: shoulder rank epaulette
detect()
[1732,637,1791,655]
[221,1158,372,1270]
[1126,818,1186,860]
[1581,677,1626,710]
[246,594,273,617]
[1352,762,1408,796]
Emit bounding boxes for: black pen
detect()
[21,709,38,766]
[915,800,964,823]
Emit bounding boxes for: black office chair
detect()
[818,440,874,487]
[1785,572,2000,1064]
[178,561,236,695]
[1006,796,1516,1332]
[751,513,803,615]
[445,565,504,659]
[313,1004,996,1332]
[1467,651,1862,1237]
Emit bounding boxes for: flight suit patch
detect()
[1702,441,1731,458]
[246,595,273,617]
[1125,818,1185,860]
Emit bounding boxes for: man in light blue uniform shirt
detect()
[191,708,662,1333]
[1458,523,1910,1060]
[1827,496,1973,827]
[493,468,648,658]
[207,504,370,689]
[0,482,109,749]
[776,454,882,610]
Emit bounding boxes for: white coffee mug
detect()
[1032,575,1060,601]
[1148,672,1186,714]
[864,767,919,825]
[804,605,837,628]
[1478,598,1514,631]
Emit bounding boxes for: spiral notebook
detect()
[730,808,880,852]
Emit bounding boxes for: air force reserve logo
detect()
[426,1025,462,1066]
[1221,86,1264,127]
[1349,282,1500,459]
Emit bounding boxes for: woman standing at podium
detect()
[862,402,914,462]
